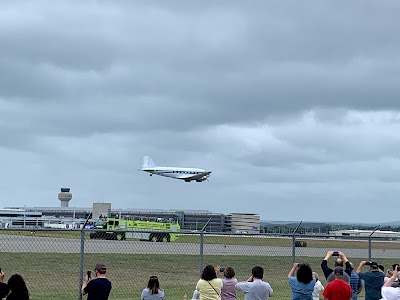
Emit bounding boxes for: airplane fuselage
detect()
[141,156,211,182]
[142,167,209,181]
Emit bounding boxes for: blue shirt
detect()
[350,271,362,294]
[358,271,384,300]
[289,276,316,300]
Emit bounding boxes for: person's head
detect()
[94,263,107,276]
[312,272,320,282]
[334,266,344,279]
[252,266,264,279]
[7,274,29,297]
[297,263,313,284]
[147,276,160,294]
[370,262,379,270]
[392,264,399,271]
[192,290,200,300]
[201,265,217,281]
[224,267,235,279]
[334,258,344,267]
[378,265,385,272]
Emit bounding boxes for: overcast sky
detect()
[1,1,400,223]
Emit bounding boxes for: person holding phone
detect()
[288,263,316,300]
[321,251,353,284]
[381,267,400,300]
[81,263,112,300]
[221,267,238,300]
[195,265,223,300]
[236,266,273,300]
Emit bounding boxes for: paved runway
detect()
[1,235,400,259]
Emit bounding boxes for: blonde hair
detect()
[312,272,319,281]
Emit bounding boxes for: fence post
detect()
[292,221,302,264]
[368,225,380,260]
[78,213,92,300]
[199,231,204,276]
[199,218,212,276]
[78,229,85,300]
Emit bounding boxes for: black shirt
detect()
[84,278,112,300]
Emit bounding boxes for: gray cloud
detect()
[1,1,400,223]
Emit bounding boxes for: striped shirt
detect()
[350,271,362,295]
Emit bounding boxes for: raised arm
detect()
[321,251,334,279]
[339,252,353,276]
[288,263,298,278]
[356,261,366,274]
[383,269,399,287]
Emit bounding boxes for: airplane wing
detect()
[185,171,212,181]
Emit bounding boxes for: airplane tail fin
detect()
[142,156,156,169]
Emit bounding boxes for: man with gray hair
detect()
[321,251,353,284]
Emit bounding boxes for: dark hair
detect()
[297,263,313,284]
[8,274,29,300]
[334,258,344,267]
[147,276,160,294]
[201,265,217,281]
[252,266,264,279]
[224,267,235,279]
[378,265,385,272]
[392,264,399,271]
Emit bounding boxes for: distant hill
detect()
[262,220,400,226]
[261,220,400,230]
[379,220,400,226]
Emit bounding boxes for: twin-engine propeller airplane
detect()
[141,156,211,182]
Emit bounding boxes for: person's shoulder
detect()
[288,276,296,283]
[223,277,237,284]
[196,278,205,286]
[211,278,223,286]
[258,279,271,286]
[95,277,112,283]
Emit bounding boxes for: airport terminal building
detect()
[0,188,260,232]
[1,205,260,234]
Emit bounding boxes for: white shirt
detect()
[381,286,400,300]
[312,280,324,300]
[236,279,273,300]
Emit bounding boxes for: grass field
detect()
[1,230,398,299]
[1,251,396,300]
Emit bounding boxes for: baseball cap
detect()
[334,266,344,275]
[94,263,106,271]
[370,262,379,268]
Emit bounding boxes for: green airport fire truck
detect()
[89,217,180,242]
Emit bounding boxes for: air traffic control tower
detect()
[58,188,72,207]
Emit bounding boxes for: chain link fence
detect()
[1,228,399,299]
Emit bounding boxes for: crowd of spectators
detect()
[1,251,399,300]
